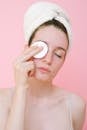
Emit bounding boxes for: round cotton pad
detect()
[31,41,48,58]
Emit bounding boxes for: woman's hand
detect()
[13,45,42,88]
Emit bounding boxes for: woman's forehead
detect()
[31,25,68,50]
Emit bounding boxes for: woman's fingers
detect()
[14,60,35,87]
[18,46,43,62]
[22,45,42,55]
[15,61,35,73]
[13,45,42,87]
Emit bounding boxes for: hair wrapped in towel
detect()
[23,1,72,49]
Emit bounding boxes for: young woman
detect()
[0,1,86,130]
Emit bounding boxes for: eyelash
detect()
[54,53,62,58]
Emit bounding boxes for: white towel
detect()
[23,1,72,49]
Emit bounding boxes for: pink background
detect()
[0,0,87,129]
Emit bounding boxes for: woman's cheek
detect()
[52,60,64,76]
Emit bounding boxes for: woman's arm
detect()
[4,45,42,130]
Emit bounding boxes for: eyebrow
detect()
[56,47,67,52]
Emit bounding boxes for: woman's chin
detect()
[34,71,52,82]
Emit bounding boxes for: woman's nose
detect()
[42,51,53,65]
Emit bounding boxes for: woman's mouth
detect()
[37,67,50,73]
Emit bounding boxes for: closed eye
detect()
[54,53,62,58]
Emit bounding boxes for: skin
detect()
[0,25,86,130]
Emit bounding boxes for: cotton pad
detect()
[31,41,48,58]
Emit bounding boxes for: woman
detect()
[0,1,86,130]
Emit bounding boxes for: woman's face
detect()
[29,25,68,82]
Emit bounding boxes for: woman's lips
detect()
[38,67,50,73]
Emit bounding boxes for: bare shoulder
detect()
[69,92,86,111]
[66,91,86,130]
[0,87,15,107]
[0,87,15,129]
[55,87,86,129]
[67,92,86,117]
[54,86,86,108]
[0,87,15,97]
[57,87,86,118]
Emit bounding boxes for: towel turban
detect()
[23,1,72,49]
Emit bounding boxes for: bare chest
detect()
[25,97,70,130]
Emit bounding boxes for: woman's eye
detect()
[55,53,62,58]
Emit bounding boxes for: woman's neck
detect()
[28,77,54,98]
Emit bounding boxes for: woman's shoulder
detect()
[67,92,86,129]
[0,87,15,97]
[68,92,86,109]
[0,87,15,107]
[64,89,86,114]
[0,87,15,129]
[55,86,86,106]
[57,87,86,129]
[55,87,86,128]
[54,86,86,116]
